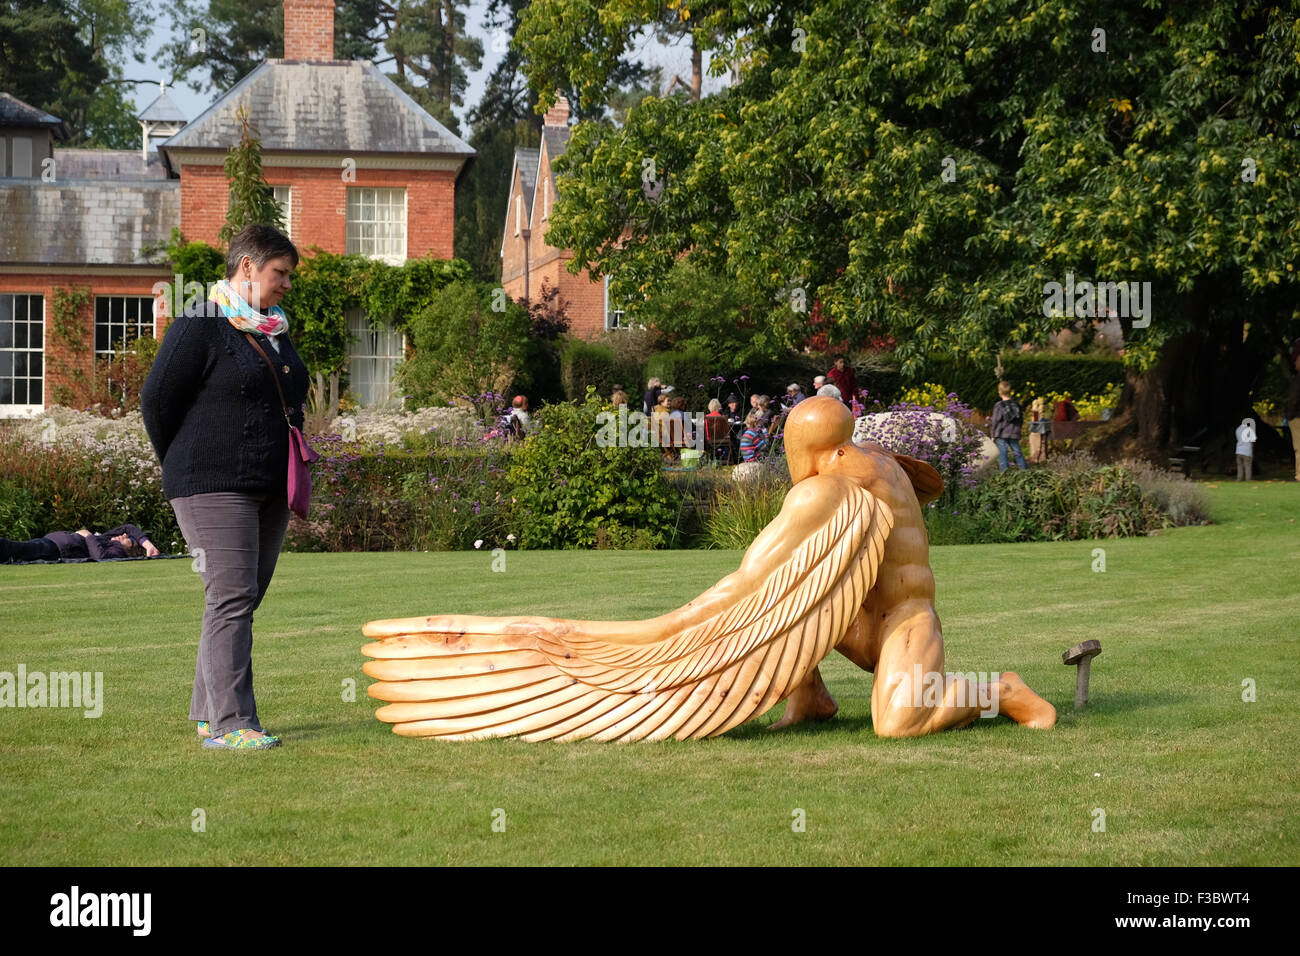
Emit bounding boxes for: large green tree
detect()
[0,0,150,147]
[520,0,1300,452]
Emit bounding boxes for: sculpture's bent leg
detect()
[870,599,1056,737]
[768,666,838,730]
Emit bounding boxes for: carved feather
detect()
[361,474,894,741]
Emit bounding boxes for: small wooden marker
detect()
[1062,640,1102,708]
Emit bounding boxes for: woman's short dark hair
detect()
[226,224,299,278]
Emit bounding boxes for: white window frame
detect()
[514,194,523,236]
[94,295,156,359]
[271,185,291,238]
[346,308,406,408]
[603,275,628,332]
[542,177,550,220]
[346,187,407,265]
[0,293,45,417]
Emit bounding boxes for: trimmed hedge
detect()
[919,352,1125,411]
[559,337,643,401]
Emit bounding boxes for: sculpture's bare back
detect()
[362,397,1056,740]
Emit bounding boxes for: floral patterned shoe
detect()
[201,729,281,750]
[196,721,210,738]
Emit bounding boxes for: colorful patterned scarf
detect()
[209,279,289,337]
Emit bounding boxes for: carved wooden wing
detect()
[361,474,894,741]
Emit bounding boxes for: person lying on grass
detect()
[0,524,161,563]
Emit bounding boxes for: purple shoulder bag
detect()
[244,333,320,519]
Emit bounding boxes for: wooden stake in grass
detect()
[1063,640,1102,708]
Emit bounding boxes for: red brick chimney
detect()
[543,95,570,127]
[283,0,335,61]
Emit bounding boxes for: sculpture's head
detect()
[785,396,854,483]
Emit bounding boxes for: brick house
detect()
[500,97,626,339]
[0,0,473,417]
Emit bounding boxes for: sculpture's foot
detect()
[996,671,1056,729]
[769,668,838,730]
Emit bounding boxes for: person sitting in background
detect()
[816,382,843,402]
[785,383,807,407]
[812,375,827,395]
[610,389,629,408]
[826,356,857,407]
[652,391,674,458]
[705,399,732,463]
[725,393,744,428]
[752,394,773,431]
[502,394,532,441]
[739,413,768,461]
[642,377,663,417]
[1,524,160,563]
[668,396,692,458]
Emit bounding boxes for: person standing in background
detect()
[1234,417,1256,481]
[826,356,857,408]
[989,381,1028,471]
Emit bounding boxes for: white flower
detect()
[506,533,516,543]
[474,539,483,549]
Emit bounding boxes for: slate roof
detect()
[542,125,570,166]
[160,60,474,157]
[137,89,187,124]
[54,149,169,181]
[0,179,178,266]
[514,146,539,218]
[0,92,66,136]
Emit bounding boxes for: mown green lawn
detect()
[1,481,1296,865]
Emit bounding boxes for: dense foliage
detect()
[397,281,535,408]
[507,391,683,548]
[521,0,1300,450]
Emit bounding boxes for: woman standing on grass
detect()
[141,224,309,751]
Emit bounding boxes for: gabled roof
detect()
[0,92,67,137]
[137,89,187,124]
[514,146,539,219]
[160,60,474,156]
[541,125,571,166]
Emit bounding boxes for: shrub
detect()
[292,437,514,552]
[702,465,790,549]
[559,337,641,402]
[397,281,534,409]
[922,454,1209,545]
[920,352,1125,412]
[508,390,682,549]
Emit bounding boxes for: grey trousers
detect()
[170,490,290,737]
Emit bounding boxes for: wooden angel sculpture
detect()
[361,396,1057,741]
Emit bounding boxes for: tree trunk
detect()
[1105,287,1271,470]
[691,38,702,102]
[328,371,340,420]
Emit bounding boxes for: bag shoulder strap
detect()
[243,332,291,424]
